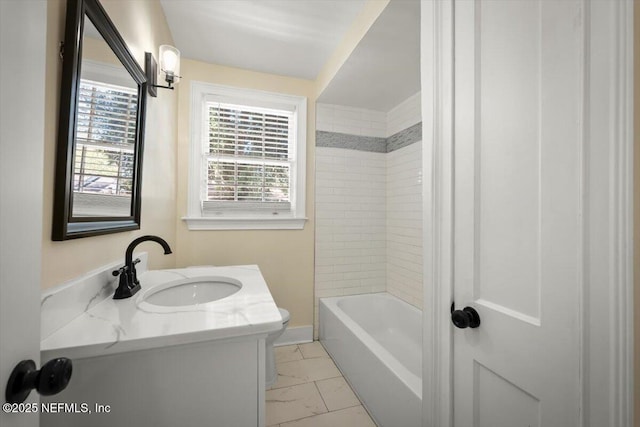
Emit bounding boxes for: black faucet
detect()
[113,235,172,299]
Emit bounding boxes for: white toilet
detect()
[265,307,290,387]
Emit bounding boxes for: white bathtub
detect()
[319,292,422,427]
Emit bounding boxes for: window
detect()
[185,82,307,230]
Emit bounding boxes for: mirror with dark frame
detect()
[52,0,147,240]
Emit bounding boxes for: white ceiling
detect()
[317,0,421,112]
[160,0,366,80]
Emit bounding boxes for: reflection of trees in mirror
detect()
[205,105,291,204]
[74,78,137,197]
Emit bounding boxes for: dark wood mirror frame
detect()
[52,0,147,240]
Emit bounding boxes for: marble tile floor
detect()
[266,342,376,427]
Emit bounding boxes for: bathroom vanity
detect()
[40,257,281,427]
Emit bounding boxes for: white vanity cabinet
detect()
[40,263,280,427]
[42,335,268,427]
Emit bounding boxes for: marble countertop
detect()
[41,265,282,360]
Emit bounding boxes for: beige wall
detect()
[42,0,178,289]
[175,59,316,328]
[634,2,640,425]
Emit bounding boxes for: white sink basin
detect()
[140,276,242,307]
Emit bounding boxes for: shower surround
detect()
[314,94,423,336]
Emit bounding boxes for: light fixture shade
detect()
[159,45,180,85]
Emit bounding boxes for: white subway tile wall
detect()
[387,92,422,137]
[314,147,387,336]
[316,104,387,138]
[317,94,422,140]
[314,96,423,336]
[386,142,423,308]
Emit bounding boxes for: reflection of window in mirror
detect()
[72,16,138,218]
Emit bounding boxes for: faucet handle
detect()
[112,266,127,277]
[111,258,140,277]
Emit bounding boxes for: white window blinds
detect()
[203,102,294,214]
[74,79,137,196]
[72,79,138,217]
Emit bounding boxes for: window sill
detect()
[182,216,307,230]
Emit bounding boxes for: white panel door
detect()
[0,1,47,427]
[452,1,583,426]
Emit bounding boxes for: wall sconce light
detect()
[145,45,181,97]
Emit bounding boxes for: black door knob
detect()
[451,306,481,329]
[5,358,73,403]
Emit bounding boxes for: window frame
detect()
[184,81,307,230]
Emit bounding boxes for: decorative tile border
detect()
[316,122,422,153]
[316,131,387,153]
[386,122,422,153]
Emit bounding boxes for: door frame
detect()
[0,1,47,427]
[421,1,454,426]
[420,1,635,426]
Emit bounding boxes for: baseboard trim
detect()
[274,325,313,346]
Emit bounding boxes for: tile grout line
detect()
[277,404,371,427]
[316,341,372,414]
[269,343,371,425]
[312,379,331,413]
[296,344,305,359]
[313,341,365,413]
[274,386,330,427]
[315,376,366,413]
